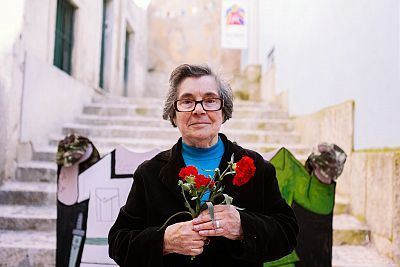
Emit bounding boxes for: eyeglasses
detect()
[174,98,223,112]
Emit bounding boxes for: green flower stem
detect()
[157,211,192,231]
[219,164,234,180]
[181,187,195,217]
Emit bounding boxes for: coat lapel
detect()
[218,134,249,198]
[159,139,186,202]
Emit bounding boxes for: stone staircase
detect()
[0,96,396,266]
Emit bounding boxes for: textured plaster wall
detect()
[350,151,400,264]
[20,53,93,148]
[293,100,400,264]
[293,100,354,196]
[146,0,241,97]
[0,0,25,184]
[21,0,147,97]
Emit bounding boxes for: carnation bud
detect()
[182,184,191,191]
[186,176,195,184]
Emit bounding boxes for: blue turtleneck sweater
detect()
[182,137,225,202]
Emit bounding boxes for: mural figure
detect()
[56,134,159,266]
[264,143,347,267]
[56,134,100,267]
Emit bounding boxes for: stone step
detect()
[332,245,397,267]
[75,114,295,132]
[0,230,55,266]
[92,95,283,109]
[82,103,163,117]
[75,114,172,128]
[48,135,311,158]
[62,123,181,140]
[61,124,301,145]
[223,118,295,131]
[82,103,288,119]
[0,204,56,231]
[15,161,57,183]
[0,215,377,267]
[224,129,301,144]
[334,194,350,215]
[0,181,56,205]
[0,233,396,267]
[333,214,370,246]
[92,95,282,110]
[32,147,57,162]
[92,95,164,105]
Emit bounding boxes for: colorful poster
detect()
[221,0,248,49]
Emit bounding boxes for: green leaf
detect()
[214,168,221,181]
[206,202,215,225]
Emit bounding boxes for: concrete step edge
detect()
[333,214,370,231]
[332,245,397,267]
[62,123,300,136]
[77,114,295,124]
[0,181,56,192]
[0,204,56,219]
[0,229,55,249]
[49,133,310,148]
[17,161,57,170]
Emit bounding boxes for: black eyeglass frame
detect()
[174,98,224,112]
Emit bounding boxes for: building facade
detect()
[0,0,148,184]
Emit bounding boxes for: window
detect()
[123,30,133,96]
[54,0,75,74]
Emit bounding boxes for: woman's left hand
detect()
[192,204,243,240]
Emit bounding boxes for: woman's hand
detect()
[163,220,207,256]
[192,204,244,240]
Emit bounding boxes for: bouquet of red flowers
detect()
[160,155,256,229]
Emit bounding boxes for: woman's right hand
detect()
[163,220,207,256]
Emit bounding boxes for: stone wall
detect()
[19,53,94,149]
[21,0,147,97]
[146,0,241,97]
[293,100,355,196]
[350,150,400,264]
[293,100,400,264]
[0,0,148,184]
[0,11,25,185]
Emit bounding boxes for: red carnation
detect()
[194,174,212,189]
[179,166,198,181]
[233,156,256,186]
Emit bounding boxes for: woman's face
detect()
[173,75,223,148]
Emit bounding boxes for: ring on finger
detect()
[215,220,221,229]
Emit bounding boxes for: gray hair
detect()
[162,64,233,127]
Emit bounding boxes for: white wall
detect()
[0,0,25,181]
[258,0,400,149]
[20,53,93,148]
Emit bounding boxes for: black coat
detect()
[108,133,298,267]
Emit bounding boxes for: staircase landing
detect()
[0,96,396,266]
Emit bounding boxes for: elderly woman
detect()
[108,64,298,267]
